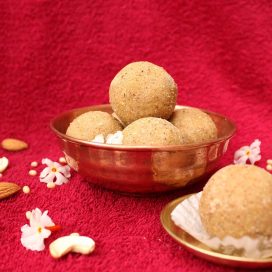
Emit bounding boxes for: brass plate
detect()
[160,194,272,268]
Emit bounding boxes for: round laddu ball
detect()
[109,61,178,125]
[122,117,181,145]
[170,108,217,144]
[199,165,272,239]
[66,111,123,141]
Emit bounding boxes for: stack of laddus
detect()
[66,61,217,145]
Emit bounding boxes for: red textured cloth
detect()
[1,1,272,271]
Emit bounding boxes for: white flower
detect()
[234,139,261,165]
[39,158,71,185]
[21,208,55,251]
[91,134,105,144]
[106,131,123,145]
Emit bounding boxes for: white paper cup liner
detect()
[171,192,272,258]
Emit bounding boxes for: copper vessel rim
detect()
[50,104,236,151]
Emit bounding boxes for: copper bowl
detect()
[50,104,236,193]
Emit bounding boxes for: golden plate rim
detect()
[160,193,272,268]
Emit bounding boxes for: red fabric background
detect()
[1,0,272,271]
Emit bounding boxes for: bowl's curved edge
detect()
[50,104,237,151]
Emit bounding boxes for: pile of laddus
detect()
[66,61,217,145]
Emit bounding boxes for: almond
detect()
[0,182,21,200]
[1,138,28,151]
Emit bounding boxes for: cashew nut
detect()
[49,234,95,258]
